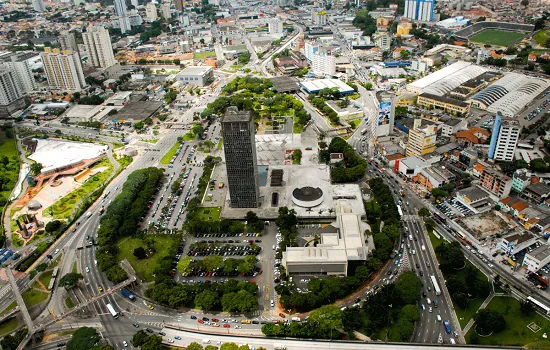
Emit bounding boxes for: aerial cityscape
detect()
[0,0,549,349]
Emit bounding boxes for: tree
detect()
[177,256,193,275]
[309,305,343,330]
[106,265,128,283]
[435,241,465,271]
[186,343,204,350]
[342,308,363,332]
[133,246,147,259]
[66,327,100,350]
[220,343,239,350]
[134,122,145,130]
[395,272,422,304]
[475,309,506,335]
[520,300,535,315]
[417,208,430,217]
[221,289,258,313]
[194,290,220,311]
[364,82,373,90]
[520,0,528,5]
[59,272,83,289]
[431,188,448,198]
[201,254,223,272]
[31,162,43,176]
[45,220,63,233]
[0,329,27,350]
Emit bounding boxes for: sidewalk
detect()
[462,293,494,335]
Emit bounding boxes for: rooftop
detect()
[222,107,253,123]
[526,182,550,196]
[527,244,550,262]
[457,186,490,202]
[179,66,213,75]
[419,93,469,108]
[504,232,535,244]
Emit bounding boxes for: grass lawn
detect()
[45,158,114,219]
[427,228,443,250]
[160,142,181,165]
[0,128,20,205]
[116,155,133,169]
[142,139,159,144]
[469,29,525,47]
[11,233,23,248]
[0,301,17,317]
[183,132,196,141]
[466,296,550,347]
[39,270,53,289]
[456,297,485,329]
[0,318,20,336]
[117,235,180,282]
[65,297,74,309]
[193,51,216,59]
[534,29,550,47]
[72,261,77,273]
[195,207,221,221]
[22,289,49,308]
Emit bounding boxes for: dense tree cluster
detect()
[96,167,164,282]
[0,126,19,207]
[319,137,367,183]
[59,272,83,289]
[145,278,258,312]
[435,241,465,272]
[78,94,105,105]
[0,328,28,350]
[474,309,506,335]
[66,327,110,350]
[444,263,491,310]
[352,9,377,36]
[132,330,163,350]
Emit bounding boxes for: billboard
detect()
[378,101,391,126]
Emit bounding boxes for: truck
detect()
[121,289,136,301]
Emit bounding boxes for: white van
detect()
[436,314,441,322]
[412,249,416,255]
[421,245,426,251]
[427,298,432,305]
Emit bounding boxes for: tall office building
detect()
[83,26,116,69]
[32,0,45,12]
[488,113,520,162]
[145,2,158,21]
[59,31,78,53]
[221,107,260,208]
[119,16,132,34]
[114,0,127,16]
[406,119,437,156]
[40,48,87,92]
[311,52,335,76]
[174,0,184,11]
[404,0,435,22]
[161,1,171,19]
[130,0,138,8]
[0,68,25,117]
[1,52,38,94]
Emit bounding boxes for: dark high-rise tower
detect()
[221,107,259,208]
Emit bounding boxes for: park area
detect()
[469,29,525,47]
[534,29,550,47]
[195,207,221,221]
[466,296,550,348]
[0,127,20,206]
[117,235,180,282]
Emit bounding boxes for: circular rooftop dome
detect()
[27,200,42,210]
[292,187,324,208]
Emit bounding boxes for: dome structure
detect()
[292,186,324,208]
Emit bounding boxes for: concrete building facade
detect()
[40,48,87,93]
[406,119,437,156]
[404,0,435,21]
[59,31,79,53]
[146,3,158,21]
[83,26,117,69]
[221,107,260,208]
[488,113,520,162]
[175,66,214,86]
[1,52,38,94]
[0,68,25,117]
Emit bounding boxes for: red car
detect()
[198,319,204,324]
[223,323,231,328]
[279,313,286,318]
[212,318,219,322]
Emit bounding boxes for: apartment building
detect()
[406,119,437,156]
[0,52,38,94]
[40,48,87,93]
[83,26,117,69]
[146,3,158,21]
[404,0,435,21]
[0,68,25,117]
[479,168,512,199]
[512,169,532,193]
[59,31,78,53]
[488,113,520,162]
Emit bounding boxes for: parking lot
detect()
[435,198,474,220]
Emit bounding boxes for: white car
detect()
[123,341,128,347]
[86,267,90,273]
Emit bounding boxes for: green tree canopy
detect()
[66,327,100,350]
[59,272,83,289]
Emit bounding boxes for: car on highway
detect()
[123,341,128,347]
[132,322,139,328]
[98,285,103,292]
[223,323,231,328]
[212,323,220,327]
[241,320,251,324]
[175,336,181,340]
[198,319,205,324]
[147,304,154,310]
[159,332,166,336]
[279,313,286,318]
[190,315,197,319]
[146,328,153,333]
[85,267,90,273]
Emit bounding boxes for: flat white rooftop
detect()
[29,139,107,173]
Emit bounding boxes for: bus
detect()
[397,205,403,217]
[455,231,466,240]
[443,320,452,334]
[361,128,368,135]
[430,275,441,296]
[106,303,120,319]
[434,212,446,223]
[527,296,550,315]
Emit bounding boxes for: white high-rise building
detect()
[59,31,78,53]
[268,19,284,34]
[311,53,335,76]
[146,2,158,21]
[311,9,327,25]
[161,1,171,19]
[404,0,435,21]
[40,48,87,92]
[32,0,45,12]
[83,26,117,69]
[488,113,520,162]
[0,68,25,117]
[1,52,38,94]
[114,0,127,16]
[119,16,132,33]
[130,0,138,8]
[128,11,143,26]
